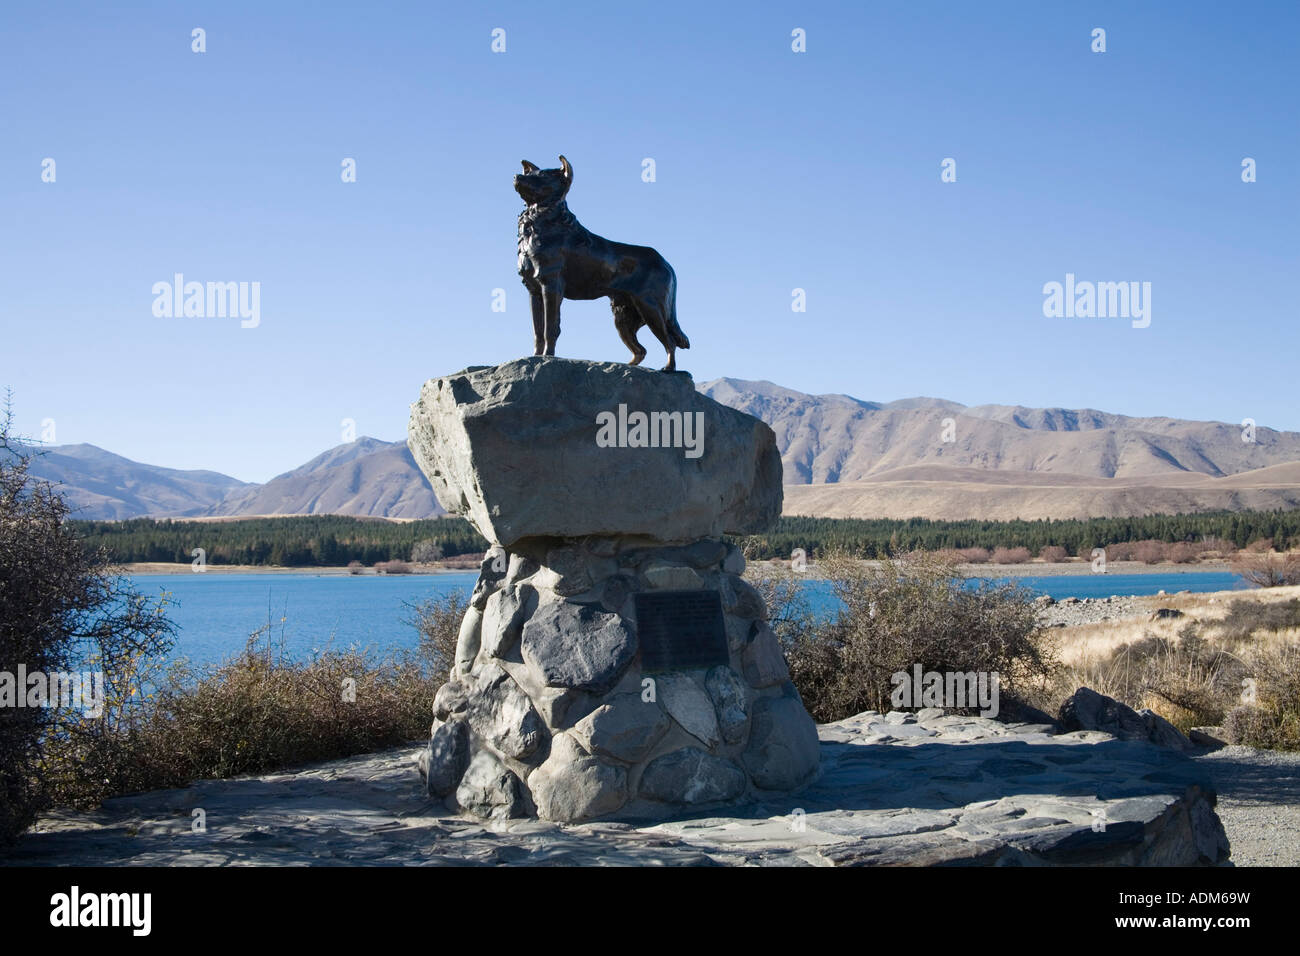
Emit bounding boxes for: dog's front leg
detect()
[541,282,563,356]
[530,291,545,355]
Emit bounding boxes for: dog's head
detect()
[514,156,572,206]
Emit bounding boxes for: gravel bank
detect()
[1193,745,1300,866]
[1037,594,1146,627]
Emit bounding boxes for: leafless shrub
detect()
[1132,539,1166,564]
[748,562,818,648]
[1,399,176,843]
[783,550,1057,723]
[1104,541,1135,561]
[1216,598,1300,640]
[406,590,469,677]
[60,629,434,804]
[991,546,1032,565]
[410,540,444,564]
[1232,551,1300,588]
[1200,537,1237,558]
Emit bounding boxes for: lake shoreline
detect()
[752,558,1236,580]
[963,559,1233,578]
[119,562,476,576]
[121,558,1236,578]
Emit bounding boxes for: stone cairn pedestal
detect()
[407,357,819,823]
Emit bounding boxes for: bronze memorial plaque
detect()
[634,589,730,672]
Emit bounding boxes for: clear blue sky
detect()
[3,1,1296,483]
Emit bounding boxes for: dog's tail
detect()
[666,273,690,350]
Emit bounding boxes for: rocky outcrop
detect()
[409,358,816,822]
[799,711,1229,866]
[1059,687,1195,752]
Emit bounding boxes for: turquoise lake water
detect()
[127,572,480,668]
[126,569,1249,668]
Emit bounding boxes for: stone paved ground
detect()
[4,711,1240,867]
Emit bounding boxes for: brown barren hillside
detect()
[782,463,1300,521]
[699,379,1300,483]
[698,379,1300,520]
[210,438,443,519]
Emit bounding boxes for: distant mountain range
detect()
[209,437,442,519]
[18,378,1300,522]
[14,437,442,522]
[11,443,252,520]
[697,380,1300,520]
[697,379,1300,481]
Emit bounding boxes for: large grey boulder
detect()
[520,600,636,695]
[1059,687,1195,752]
[744,691,821,790]
[573,694,670,764]
[743,622,791,688]
[528,733,629,822]
[454,751,528,820]
[419,718,469,797]
[640,748,747,805]
[706,665,750,745]
[466,664,547,760]
[658,673,722,748]
[481,585,536,659]
[407,357,782,548]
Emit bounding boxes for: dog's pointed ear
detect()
[558,155,572,183]
[520,160,539,173]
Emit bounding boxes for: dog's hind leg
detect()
[665,285,689,351]
[610,293,647,366]
[635,298,676,372]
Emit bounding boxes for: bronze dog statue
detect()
[515,156,690,371]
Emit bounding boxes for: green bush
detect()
[769,550,1057,723]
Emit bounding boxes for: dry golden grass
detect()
[1047,584,1300,747]
[1056,585,1300,663]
